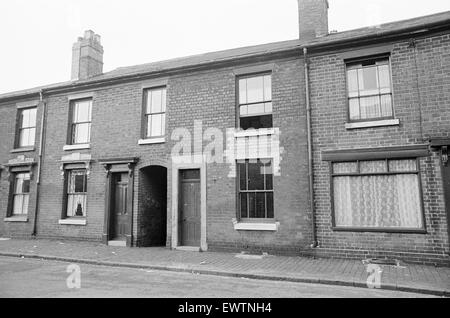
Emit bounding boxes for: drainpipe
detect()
[32,90,46,236]
[303,47,318,248]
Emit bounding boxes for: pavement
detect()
[0,238,449,297]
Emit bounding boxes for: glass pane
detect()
[20,109,30,127]
[15,174,24,193]
[248,192,256,218]
[333,162,358,174]
[239,79,247,104]
[161,114,166,136]
[389,160,417,172]
[347,69,359,93]
[239,105,248,116]
[74,123,90,144]
[266,192,274,218]
[67,194,87,217]
[246,76,264,104]
[360,161,387,173]
[238,163,247,190]
[74,174,86,193]
[248,162,264,190]
[22,194,29,215]
[151,89,162,113]
[255,192,266,218]
[13,195,23,215]
[359,66,378,91]
[240,115,273,130]
[333,174,422,228]
[23,179,30,193]
[75,100,91,122]
[380,94,393,117]
[264,162,273,190]
[150,114,162,137]
[146,91,152,114]
[349,98,360,120]
[247,103,265,115]
[20,128,32,147]
[359,96,381,119]
[240,193,248,218]
[263,75,272,101]
[181,169,200,180]
[378,64,391,89]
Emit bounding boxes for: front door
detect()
[442,152,450,253]
[179,169,201,247]
[111,172,129,241]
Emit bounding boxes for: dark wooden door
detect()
[179,170,201,247]
[112,172,129,240]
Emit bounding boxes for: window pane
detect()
[347,69,359,93]
[360,161,387,173]
[378,64,391,89]
[161,89,167,112]
[74,123,90,144]
[74,174,86,193]
[23,179,30,193]
[359,66,378,91]
[150,114,163,137]
[255,192,266,218]
[240,115,273,130]
[263,75,272,101]
[248,162,264,190]
[151,89,163,113]
[19,128,32,147]
[266,192,274,219]
[67,194,87,217]
[22,194,29,215]
[359,96,381,119]
[161,114,166,136]
[389,160,417,172]
[240,193,248,218]
[264,162,273,190]
[13,195,23,215]
[239,79,247,104]
[15,175,24,193]
[349,98,360,120]
[248,192,256,218]
[247,103,265,115]
[334,174,423,228]
[246,76,264,103]
[380,94,393,117]
[74,100,91,123]
[238,163,247,190]
[333,162,358,174]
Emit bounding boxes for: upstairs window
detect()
[11,173,31,216]
[70,99,92,145]
[347,57,393,122]
[238,159,274,219]
[17,107,37,148]
[144,87,166,138]
[238,74,272,130]
[66,170,87,217]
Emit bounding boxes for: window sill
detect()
[59,218,87,226]
[332,227,426,234]
[63,144,91,151]
[345,119,400,130]
[4,216,28,223]
[234,128,275,138]
[232,219,279,231]
[10,147,35,153]
[138,137,166,145]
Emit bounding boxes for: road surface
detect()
[0,256,436,298]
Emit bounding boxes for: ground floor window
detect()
[238,159,274,219]
[65,169,87,217]
[332,159,424,230]
[12,172,30,215]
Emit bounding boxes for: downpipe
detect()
[303,48,318,249]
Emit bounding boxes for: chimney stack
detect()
[71,30,103,80]
[298,0,329,40]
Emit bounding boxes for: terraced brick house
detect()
[0,0,449,265]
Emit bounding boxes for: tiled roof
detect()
[1,10,449,101]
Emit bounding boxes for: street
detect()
[0,256,437,298]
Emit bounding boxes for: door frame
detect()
[100,158,138,247]
[171,155,207,251]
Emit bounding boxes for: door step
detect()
[175,246,200,252]
[108,240,126,247]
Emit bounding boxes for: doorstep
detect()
[108,240,126,247]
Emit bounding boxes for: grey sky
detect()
[0,0,449,94]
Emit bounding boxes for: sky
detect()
[0,0,449,94]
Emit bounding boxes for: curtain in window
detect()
[333,161,423,229]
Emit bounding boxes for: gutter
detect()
[32,90,47,236]
[303,47,318,249]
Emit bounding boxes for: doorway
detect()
[178,169,201,247]
[109,172,130,243]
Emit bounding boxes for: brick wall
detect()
[309,33,450,264]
